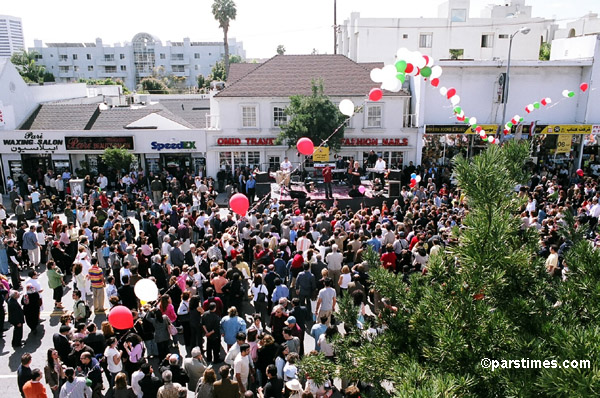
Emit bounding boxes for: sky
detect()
[3,0,598,59]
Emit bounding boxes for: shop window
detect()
[248,151,260,168]
[269,156,280,171]
[219,151,232,171]
[366,105,382,128]
[273,106,287,127]
[146,158,160,174]
[242,106,258,128]
[233,151,245,169]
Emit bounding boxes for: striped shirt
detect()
[88,266,105,288]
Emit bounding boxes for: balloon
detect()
[415,175,422,183]
[568,91,575,98]
[108,306,134,330]
[229,193,250,216]
[430,78,440,87]
[545,97,552,104]
[368,88,383,102]
[396,73,406,83]
[414,54,427,69]
[503,129,510,135]
[396,48,411,61]
[358,186,366,194]
[450,95,461,106]
[408,67,420,76]
[382,78,402,92]
[506,122,513,128]
[453,106,462,114]
[405,63,414,74]
[339,99,355,117]
[464,117,470,125]
[382,64,397,78]
[541,98,548,106]
[430,65,443,79]
[475,126,482,133]
[395,60,407,73]
[440,87,448,96]
[469,117,477,126]
[446,88,456,99]
[370,68,384,83]
[562,89,572,98]
[409,179,416,188]
[533,102,540,109]
[580,83,589,92]
[576,168,584,177]
[420,66,432,77]
[424,55,434,67]
[140,300,147,306]
[519,117,524,122]
[134,279,159,302]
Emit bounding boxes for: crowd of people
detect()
[1,158,599,398]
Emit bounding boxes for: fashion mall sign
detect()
[342,138,409,146]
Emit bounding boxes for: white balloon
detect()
[370,68,384,83]
[440,87,448,96]
[382,78,403,92]
[546,97,552,104]
[134,278,159,302]
[415,175,422,183]
[425,55,435,67]
[396,48,411,61]
[469,117,477,126]
[430,65,443,79]
[562,89,570,98]
[414,54,427,69]
[339,99,355,117]
[450,95,461,106]
[382,64,397,79]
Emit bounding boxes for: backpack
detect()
[77,300,92,320]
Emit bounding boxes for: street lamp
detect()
[499,26,530,140]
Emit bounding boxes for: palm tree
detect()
[10,51,47,83]
[211,0,237,80]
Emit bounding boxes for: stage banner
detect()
[313,147,330,162]
[555,134,572,154]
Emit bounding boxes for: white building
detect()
[338,0,553,64]
[553,12,600,39]
[29,33,245,90]
[208,54,416,177]
[0,15,24,58]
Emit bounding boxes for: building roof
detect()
[19,102,196,130]
[226,62,261,84]
[158,99,210,128]
[216,54,408,98]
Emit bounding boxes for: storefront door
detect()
[162,154,192,178]
[21,154,52,186]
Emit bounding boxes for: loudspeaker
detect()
[388,181,401,197]
[387,169,402,181]
[289,189,307,199]
[255,171,270,183]
[256,182,271,196]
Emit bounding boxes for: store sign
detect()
[217,137,276,146]
[518,124,593,135]
[425,125,499,134]
[591,125,600,135]
[2,131,63,153]
[555,134,572,154]
[66,136,134,151]
[151,141,196,151]
[313,147,330,162]
[342,138,409,146]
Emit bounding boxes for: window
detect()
[242,106,257,128]
[34,54,42,60]
[59,66,70,73]
[194,53,200,59]
[499,34,509,39]
[171,53,184,61]
[74,66,79,72]
[120,65,126,71]
[104,66,117,73]
[59,54,68,61]
[72,54,78,60]
[419,33,433,48]
[273,106,287,127]
[87,54,91,60]
[219,152,232,171]
[403,34,409,39]
[88,65,94,71]
[367,105,382,128]
[449,49,464,60]
[451,9,467,22]
[248,151,260,168]
[172,65,185,73]
[160,53,166,59]
[481,34,494,48]
[104,54,114,61]
[120,54,125,59]
[269,156,280,171]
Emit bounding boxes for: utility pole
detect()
[333,0,337,54]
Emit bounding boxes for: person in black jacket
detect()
[8,290,25,347]
[117,275,138,310]
[7,240,22,290]
[151,256,168,292]
[80,352,103,398]
[138,363,162,398]
[17,353,33,397]
[0,287,8,334]
[83,323,106,355]
[53,325,72,364]
[159,354,189,386]
[260,364,283,398]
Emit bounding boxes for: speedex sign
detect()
[151,141,196,151]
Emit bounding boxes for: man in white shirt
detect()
[278,157,293,187]
[131,367,144,398]
[280,157,293,173]
[325,244,343,294]
[97,173,108,191]
[233,343,253,394]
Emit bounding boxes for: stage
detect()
[270,180,392,211]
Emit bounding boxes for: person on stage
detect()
[374,156,387,180]
[350,161,362,190]
[322,165,333,200]
[278,157,293,187]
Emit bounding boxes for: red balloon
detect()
[229,193,249,216]
[409,181,416,188]
[577,168,584,177]
[405,63,414,74]
[368,88,383,102]
[475,126,482,133]
[446,88,456,99]
[525,108,531,113]
[423,55,430,66]
[108,305,134,330]
[430,78,440,87]
[580,83,589,92]
[414,67,420,76]
[541,99,547,106]
[457,116,465,122]
[297,137,314,156]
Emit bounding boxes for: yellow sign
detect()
[555,134,572,153]
[465,124,499,134]
[542,125,592,135]
[312,147,330,162]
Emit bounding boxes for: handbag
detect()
[168,320,178,336]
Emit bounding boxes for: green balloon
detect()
[506,122,513,128]
[454,106,462,114]
[395,60,407,73]
[464,117,471,124]
[420,66,432,77]
[533,102,540,109]
[519,117,524,122]
[396,73,406,83]
[568,91,575,98]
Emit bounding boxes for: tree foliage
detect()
[315,141,600,397]
[78,77,130,94]
[139,77,169,94]
[277,45,286,55]
[278,80,346,152]
[101,147,135,173]
[539,42,551,61]
[212,0,237,78]
[10,51,52,83]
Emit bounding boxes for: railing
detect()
[403,113,418,128]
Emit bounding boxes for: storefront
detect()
[142,138,206,177]
[422,124,499,166]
